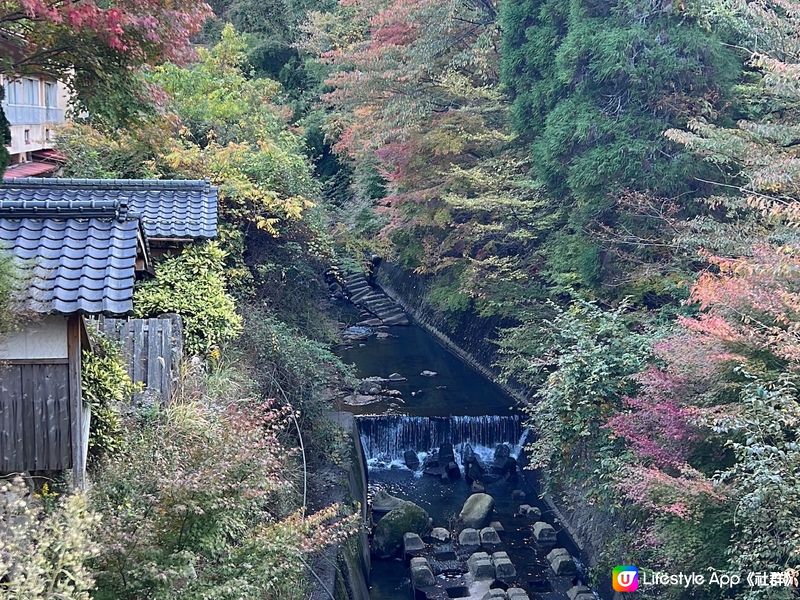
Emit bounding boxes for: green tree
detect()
[500,0,740,287]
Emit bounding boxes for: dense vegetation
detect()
[302,0,800,594]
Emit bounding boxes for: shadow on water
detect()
[335,320,601,600]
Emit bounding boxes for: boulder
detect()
[489,520,505,533]
[482,591,508,600]
[420,370,438,377]
[568,585,595,600]
[373,501,430,558]
[403,532,425,557]
[507,588,531,600]
[480,527,501,547]
[532,521,557,545]
[471,480,486,494]
[458,493,495,528]
[467,552,495,580]
[404,450,421,470]
[458,528,480,547]
[492,551,517,582]
[431,527,451,542]
[371,488,406,518]
[439,443,456,464]
[547,548,577,577]
[410,557,436,588]
[446,461,461,480]
[493,444,511,466]
[518,504,541,519]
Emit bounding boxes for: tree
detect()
[0,0,212,126]
[499,0,739,287]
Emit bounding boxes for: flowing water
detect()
[335,315,599,600]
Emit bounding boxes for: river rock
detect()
[342,394,386,406]
[376,332,390,339]
[492,551,517,582]
[446,461,461,480]
[489,520,504,532]
[511,489,525,501]
[404,450,421,470]
[458,528,480,547]
[482,591,507,600]
[420,370,438,377]
[508,588,531,600]
[567,585,595,600]
[431,527,450,542]
[459,493,495,528]
[480,527,501,548]
[343,325,371,341]
[388,372,406,381]
[518,504,541,519]
[410,557,436,588]
[471,480,486,493]
[467,552,494,580]
[547,548,577,576]
[372,489,406,518]
[439,442,455,464]
[532,521,557,545]
[373,501,430,557]
[403,532,425,558]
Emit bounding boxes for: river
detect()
[335,316,598,600]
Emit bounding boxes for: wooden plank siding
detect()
[91,314,184,405]
[0,363,72,472]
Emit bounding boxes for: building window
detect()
[22,78,39,105]
[44,82,57,108]
[4,80,21,104]
[24,129,30,144]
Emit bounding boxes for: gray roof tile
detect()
[0,178,218,239]
[0,213,141,316]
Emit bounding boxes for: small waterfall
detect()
[357,415,528,469]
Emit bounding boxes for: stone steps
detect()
[339,269,409,326]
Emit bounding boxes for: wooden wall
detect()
[0,362,72,472]
[92,314,184,405]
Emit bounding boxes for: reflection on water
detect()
[335,324,516,417]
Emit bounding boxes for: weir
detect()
[357,414,526,463]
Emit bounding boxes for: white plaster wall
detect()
[0,316,69,360]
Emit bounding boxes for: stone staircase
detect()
[340,271,409,326]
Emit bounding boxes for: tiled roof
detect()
[3,161,59,179]
[0,178,218,240]
[0,198,142,315]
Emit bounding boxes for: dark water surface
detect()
[336,325,515,416]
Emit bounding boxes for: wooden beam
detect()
[67,314,85,489]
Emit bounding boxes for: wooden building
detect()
[0,178,217,488]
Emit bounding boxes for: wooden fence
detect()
[92,314,184,405]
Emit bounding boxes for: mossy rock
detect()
[373,501,430,558]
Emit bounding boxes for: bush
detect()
[0,478,99,600]
[134,242,242,356]
[82,333,138,460]
[90,368,358,600]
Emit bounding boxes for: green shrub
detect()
[82,333,138,460]
[134,242,242,356]
[0,477,99,600]
[90,369,357,600]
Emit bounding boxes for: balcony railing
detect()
[1,103,65,126]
